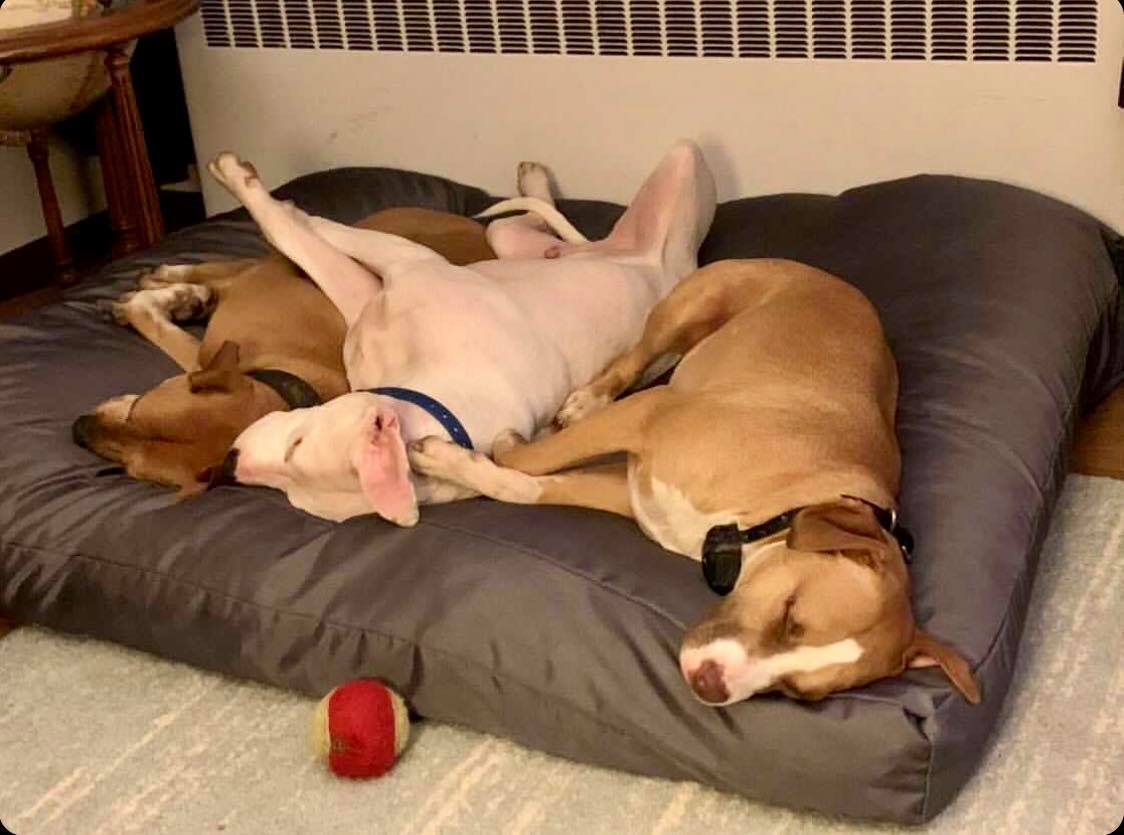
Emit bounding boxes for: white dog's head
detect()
[216,392,418,525]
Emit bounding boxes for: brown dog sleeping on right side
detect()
[72,205,496,497]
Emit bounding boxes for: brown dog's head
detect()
[72,342,285,497]
[679,498,980,706]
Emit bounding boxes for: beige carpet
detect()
[1,475,1121,835]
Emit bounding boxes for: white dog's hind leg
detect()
[304,216,449,276]
[480,160,589,260]
[408,437,633,516]
[207,152,380,327]
[517,161,553,202]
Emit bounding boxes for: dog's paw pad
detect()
[555,388,610,428]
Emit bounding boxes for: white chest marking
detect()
[627,468,739,559]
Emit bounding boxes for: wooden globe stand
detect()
[0,0,198,284]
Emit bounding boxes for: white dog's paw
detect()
[207,152,261,196]
[407,436,479,480]
[517,161,553,202]
[554,387,611,428]
[138,264,197,289]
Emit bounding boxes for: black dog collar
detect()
[701,497,914,596]
[246,369,323,410]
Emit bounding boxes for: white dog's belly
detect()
[342,274,572,449]
[472,258,659,386]
[341,261,659,451]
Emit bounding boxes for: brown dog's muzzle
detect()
[207,447,240,489]
[72,414,99,450]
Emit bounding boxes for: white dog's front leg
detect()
[408,438,543,503]
[412,474,480,505]
[207,153,379,327]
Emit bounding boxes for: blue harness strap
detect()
[367,387,474,450]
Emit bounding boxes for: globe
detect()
[0,0,122,133]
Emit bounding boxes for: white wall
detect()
[176,1,1124,232]
[0,135,104,255]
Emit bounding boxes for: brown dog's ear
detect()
[188,341,244,393]
[905,630,981,704]
[205,340,241,371]
[188,368,239,393]
[787,500,889,570]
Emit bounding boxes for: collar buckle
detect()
[701,524,744,595]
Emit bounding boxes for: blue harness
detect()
[367,387,474,451]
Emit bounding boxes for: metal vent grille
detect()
[200,0,1100,62]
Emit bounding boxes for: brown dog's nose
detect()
[208,448,240,488]
[689,660,730,704]
[72,414,96,449]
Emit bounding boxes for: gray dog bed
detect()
[1,168,1120,823]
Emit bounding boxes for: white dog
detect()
[207,142,716,525]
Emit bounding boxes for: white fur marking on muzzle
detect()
[681,637,865,704]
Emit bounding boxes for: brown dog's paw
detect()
[165,284,215,321]
[554,387,611,429]
[110,293,137,325]
[139,264,195,289]
[112,284,215,325]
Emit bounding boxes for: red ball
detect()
[310,678,410,779]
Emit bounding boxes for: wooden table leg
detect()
[95,98,138,257]
[98,42,164,257]
[26,129,79,286]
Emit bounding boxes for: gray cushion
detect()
[1,166,1120,823]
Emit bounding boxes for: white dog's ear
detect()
[352,408,419,527]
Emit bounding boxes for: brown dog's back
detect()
[648,259,901,521]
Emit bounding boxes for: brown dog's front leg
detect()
[112,283,213,372]
[498,386,667,476]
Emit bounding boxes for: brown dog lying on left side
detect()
[72,206,495,497]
